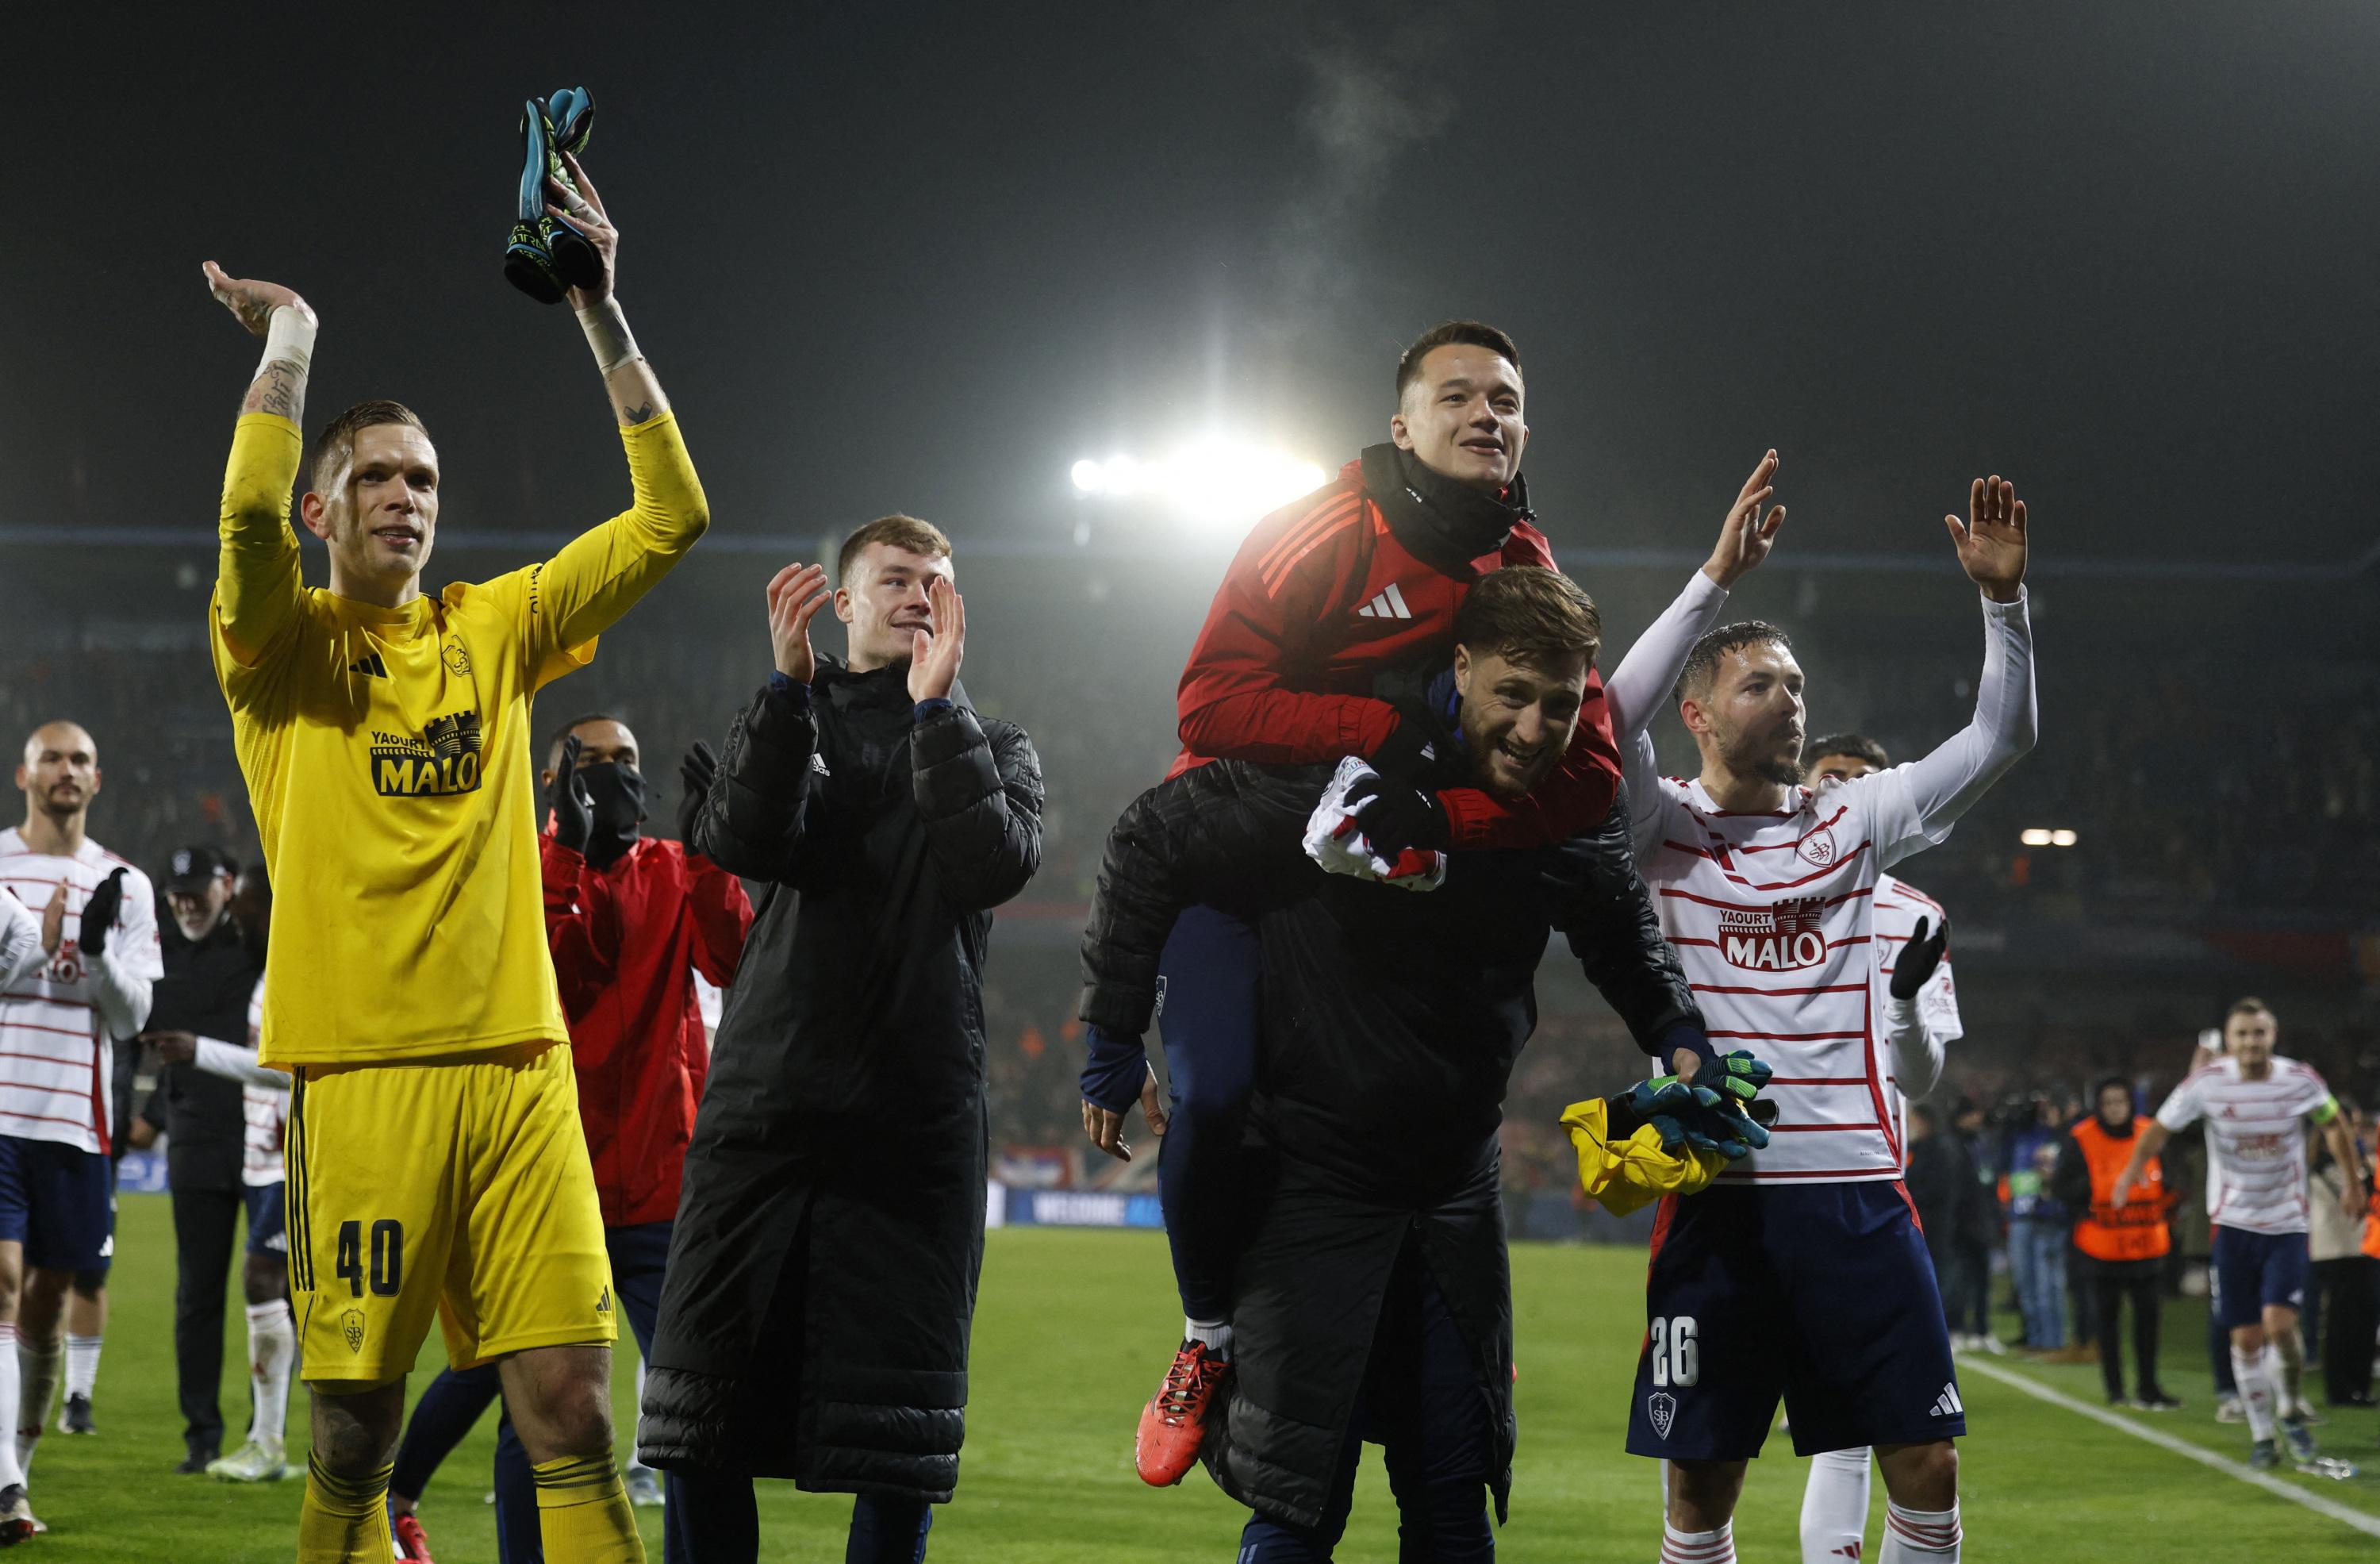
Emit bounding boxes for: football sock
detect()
[1186,1317,1234,1358]
[15,1335,59,1475]
[2231,1342,2278,1442]
[1801,1447,1871,1562]
[2276,1332,2306,1416]
[247,1300,296,1447]
[1660,1517,1737,1563]
[297,1454,393,1564]
[1879,1499,1962,1560]
[532,1451,644,1562]
[0,1325,24,1490]
[61,1332,100,1400]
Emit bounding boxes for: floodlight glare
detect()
[2051,829,2079,847]
[1066,440,1328,526]
[2020,828,2053,847]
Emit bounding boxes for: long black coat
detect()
[639,663,1042,1500]
[1080,751,1697,1530]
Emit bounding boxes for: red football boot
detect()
[393,1511,437,1562]
[1134,1339,1231,1486]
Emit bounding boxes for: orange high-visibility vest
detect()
[2361,1182,2380,1261]
[2074,1118,2171,1262]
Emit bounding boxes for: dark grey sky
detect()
[5,2,2374,568]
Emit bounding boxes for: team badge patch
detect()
[341,1308,367,1355]
[1648,1392,1676,1439]
[443,637,474,676]
[1796,824,1838,867]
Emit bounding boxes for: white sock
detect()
[2275,1335,2306,1418]
[246,1301,294,1449]
[0,1326,25,1490]
[1661,1518,1737,1564]
[62,1333,100,1399]
[1879,1499,1961,1560]
[1801,1447,1872,1562]
[626,1354,652,1477]
[2231,1343,2278,1441]
[15,1336,59,1476]
[1657,1458,1669,1518]
[1185,1316,1233,1358]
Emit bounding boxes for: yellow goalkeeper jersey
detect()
[210,410,708,1066]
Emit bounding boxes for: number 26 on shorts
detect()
[1649,1315,1699,1388]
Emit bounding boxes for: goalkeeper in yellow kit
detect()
[202,151,700,1564]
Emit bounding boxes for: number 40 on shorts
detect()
[1649,1315,1699,1388]
[332,1218,405,1297]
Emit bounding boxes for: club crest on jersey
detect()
[1718,896,1828,972]
[341,1308,366,1355]
[1647,1392,1676,1439]
[442,636,474,677]
[1796,824,1839,867]
[371,710,486,797]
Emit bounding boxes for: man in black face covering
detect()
[375,714,754,1563]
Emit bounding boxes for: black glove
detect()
[1890,916,1949,1001]
[78,869,126,963]
[678,741,717,851]
[1345,770,1450,859]
[548,736,593,855]
[1368,717,1439,782]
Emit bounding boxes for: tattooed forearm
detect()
[604,352,668,426]
[241,359,308,423]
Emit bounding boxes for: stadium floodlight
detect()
[2051,828,2079,847]
[2020,828,2053,847]
[1068,440,1327,527]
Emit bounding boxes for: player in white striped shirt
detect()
[0,721,162,1539]
[1609,475,2034,1564]
[1795,734,1964,1564]
[2113,999,2365,1470]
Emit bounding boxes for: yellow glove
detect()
[1561,1097,1727,1217]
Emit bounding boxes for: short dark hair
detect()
[1453,566,1600,672]
[1676,621,1795,706]
[1395,320,1521,405]
[2226,997,2277,1026]
[547,711,624,766]
[1806,732,1890,772]
[836,513,953,586]
[309,400,428,495]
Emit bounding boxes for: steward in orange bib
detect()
[2051,1077,2177,1407]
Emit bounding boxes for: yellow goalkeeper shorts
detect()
[285,1040,616,1385]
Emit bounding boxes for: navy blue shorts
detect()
[0,1134,116,1273]
[2212,1225,2309,1328]
[1626,1181,1964,1461]
[245,1180,288,1257]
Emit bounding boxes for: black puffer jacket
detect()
[639,662,1041,1500]
[1077,701,1697,1529]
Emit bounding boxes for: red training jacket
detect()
[1171,456,1622,847]
[539,831,754,1227]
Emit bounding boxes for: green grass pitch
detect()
[32,1196,2380,1558]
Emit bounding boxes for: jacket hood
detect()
[1356,444,1533,577]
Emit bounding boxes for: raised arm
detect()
[202,264,316,674]
[518,152,712,662]
[1893,478,2038,843]
[689,566,835,882]
[903,578,1046,910]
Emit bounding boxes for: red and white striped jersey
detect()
[0,828,163,1153]
[2154,1055,2333,1236]
[1637,770,1947,1184]
[1874,871,1962,1158]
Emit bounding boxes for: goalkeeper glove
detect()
[504,88,603,303]
[1889,916,1950,1000]
[1702,1049,1774,1109]
[77,869,127,963]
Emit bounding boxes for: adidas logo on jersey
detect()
[809,752,831,777]
[1929,1381,1964,1417]
[347,652,390,678]
[1354,582,1415,621]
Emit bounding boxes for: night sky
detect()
[5,3,2375,572]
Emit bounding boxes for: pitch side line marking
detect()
[1956,1355,2380,1539]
